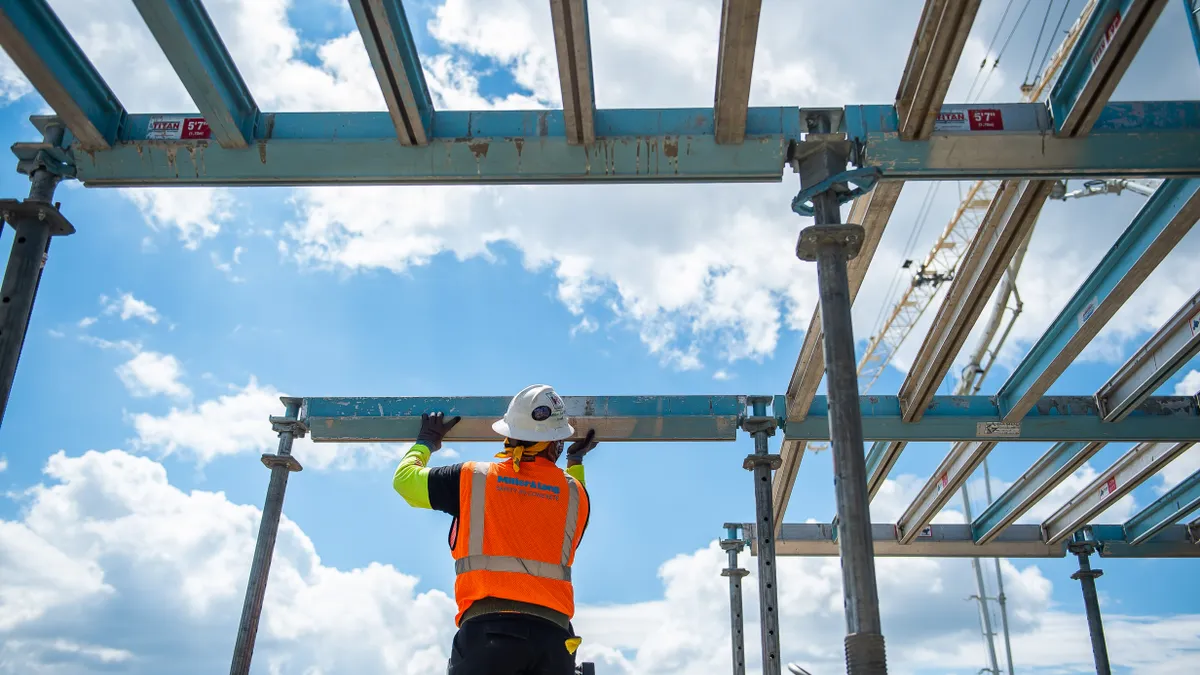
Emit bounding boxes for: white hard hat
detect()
[491,384,575,442]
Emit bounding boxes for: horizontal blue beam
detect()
[1090,524,1200,557]
[0,0,125,149]
[302,395,746,442]
[996,179,1200,421]
[1048,0,1167,137]
[971,441,1105,544]
[773,523,1200,558]
[1123,469,1200,545]
[131,0,258,149]
[41,101,1200,187]
[780,395,1200,442]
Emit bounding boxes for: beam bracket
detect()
[0,199,75,237]
[796,224,865,261]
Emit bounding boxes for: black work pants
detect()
[447,613,577,675]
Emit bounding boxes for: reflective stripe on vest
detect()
[456,462,582,582]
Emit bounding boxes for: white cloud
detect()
[0,51,32,103]
[129,377,412,471]
[4,449,1198,675]
[0,456,6,472]
[77,317,97,328]
[116,351,191,400]
[100,292,161,325]
[123,188,236,250]
[713,369,732,381]
[1175,370,1200,396]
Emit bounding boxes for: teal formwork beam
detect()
[298,394,1200,443]
[30,100,1200,187]
[780,394,1200,442]
[1122,469,1200,545]
[302,395,747,442]
[770,523,1200,558]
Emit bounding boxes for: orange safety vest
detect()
[449,457,590,626]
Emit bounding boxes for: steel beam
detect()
[895,0,982,140]
[713,0,762,144]
[1122,468,1200,545]
[348,0,433,146]
[35,100,1200,187]
[1041,441,1193,545]
[997,179,1200,422]
[895,440,996,543]
[303,395,744,442]
[781,394,1200,442]
[0,0,124,150]
[770,523,1200,558]
[1095,288,1200,422]
[972,442,1107,544]
[549,0,595,146]
[131,0,259,149]
[774,182,901,530]
[1049,0,1169,137]
[865,440,906,499]
[1187,0,1200,62]
[898,180,1053,422]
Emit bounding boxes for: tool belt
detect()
[461,597,571,630]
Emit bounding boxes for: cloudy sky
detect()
[2,0,1200,673]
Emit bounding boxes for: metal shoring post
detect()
[742,396,783,675]
[1069,530,1111,675]
[720,523,750,675]
[229,398,306,675]
[0,122,76,427]
[793,112,886,674]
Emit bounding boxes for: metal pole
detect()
[982,461,1016,675]
[721,524,750,675]
[743,396,782,675]
[0,123,69,428]
[1070,533,1111,675]
[794,114,887,674]
[230,398,306,675]
[959,485,1000,675]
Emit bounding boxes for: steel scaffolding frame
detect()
[2,1,1200,674]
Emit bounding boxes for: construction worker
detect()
[392,384,599,675]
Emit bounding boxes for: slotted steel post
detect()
[230,398,306,675]
[1070,531,1111,675]
[793,112,887,674]
[0,121,76,428]
[743,396,782,675]
[720,523,750,675]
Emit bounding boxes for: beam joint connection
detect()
[348,0,434,146]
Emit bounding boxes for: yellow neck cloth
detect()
[495,440,551,473]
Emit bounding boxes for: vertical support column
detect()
[742,396,782,675]
[793,112,887,674]
[720,523,750,675]
[1069,531,1111,675]
[229,398,306,675]
[0,121,76,428]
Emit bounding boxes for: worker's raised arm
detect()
[564,429,598,487]
[392,412,461,509]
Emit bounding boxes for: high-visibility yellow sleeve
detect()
[566,462,585,487]
[393,444,433,509]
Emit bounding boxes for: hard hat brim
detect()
[491,418,575,442]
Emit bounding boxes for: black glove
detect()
[566,429,598,464]
[417,412,460,452]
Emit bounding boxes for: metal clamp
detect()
[270,415,309,439]
[0,199,76,236]
[742,453,783,471]
[261,453,303,472]
[795,224,866,262]
[790,166,881,218]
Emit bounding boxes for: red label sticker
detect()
[968,109,1003,131]
[1099,476,1118,499]
[1091,13,1123,67]
[180,117,211,140]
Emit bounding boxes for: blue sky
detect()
[1,1,1199,674]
